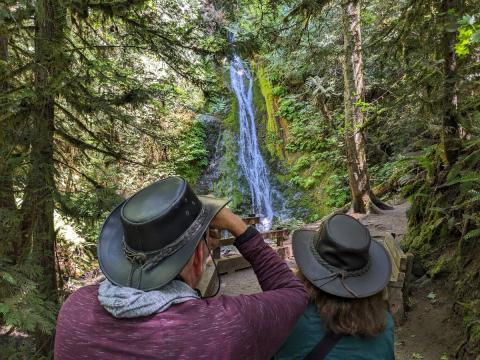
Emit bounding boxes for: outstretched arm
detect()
[210,209,309,359]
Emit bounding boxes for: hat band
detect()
[123,205,208,273]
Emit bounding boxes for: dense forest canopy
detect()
[1,0,479,358]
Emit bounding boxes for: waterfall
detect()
[229,54,274,230]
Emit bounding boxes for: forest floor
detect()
[219,201,463,360]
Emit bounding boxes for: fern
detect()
[464,228,480,241]
[416,156,435,178]
[0,259,57,336]
[442,171,480,187]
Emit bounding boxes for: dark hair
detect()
[298,271,388,337]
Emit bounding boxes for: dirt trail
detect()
[354,200,409,240]
[219,201,463,360]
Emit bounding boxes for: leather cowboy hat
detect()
[292,214,391,298]
[97,176,229,291]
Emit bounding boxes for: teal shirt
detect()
[275,303,395,360]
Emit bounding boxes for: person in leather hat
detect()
[275,214,394,360]
[54,176,308,360]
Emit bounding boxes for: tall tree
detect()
[440,0,464,165]
[341,0,387,213]
[0,34,18,252]
[21,0,67,304]
[0,1,30,259]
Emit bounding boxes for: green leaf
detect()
[464,228,480,240]
[459,15,475,26]
[0,271,16,285]
[471,30,480,43]
[443,174,479,187]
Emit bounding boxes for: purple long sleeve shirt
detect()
[54,233,308,359]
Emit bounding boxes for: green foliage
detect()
[427,254,451,278]
[290,174,317,190]
[174,120,209,183]
[207,96,230,114]
[1,0,226,355]
[58,187,123,242]
[324,174,350,208]
[464,228,480,240]
[369,157,408,188]
[0,259,57,335]
[400,139,480,354]
[458,300,480,348]
[246,68,351,219]
[354,99,371,113]
[456,15,480,57]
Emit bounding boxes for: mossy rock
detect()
[224,95,239,132]
[281,153,348,221]
[254,64,286,161]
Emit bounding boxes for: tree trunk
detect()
[0,35,20,257]
[19,2,66,352]
[440,0,463,166]
[341,0,370,213]
[20,0,66,352]
[32,0,65,293]
[318,95,335,131]
[341,0,390,214]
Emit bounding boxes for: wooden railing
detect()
[198,216,290,296]
[209,216,290,274]
[382,233,413,324]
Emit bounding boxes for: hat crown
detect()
[121,177,202,252]
[315,214,371,271]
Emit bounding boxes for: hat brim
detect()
[292,229,391,298]
[97,196,229,291]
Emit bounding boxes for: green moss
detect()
[255,65,285,160]
[427,254,450,278]
[283,154,348,221]
[224,95,239,132]
[259,86,350,220]
[214,130,245,211]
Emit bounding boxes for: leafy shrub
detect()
[174,120,208,183]
[0,259,57,338]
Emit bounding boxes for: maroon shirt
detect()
[54,233,308,359]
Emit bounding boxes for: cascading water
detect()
[229,54,275,230]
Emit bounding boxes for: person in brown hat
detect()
[275,214,394,360]
[54,176,308,360]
